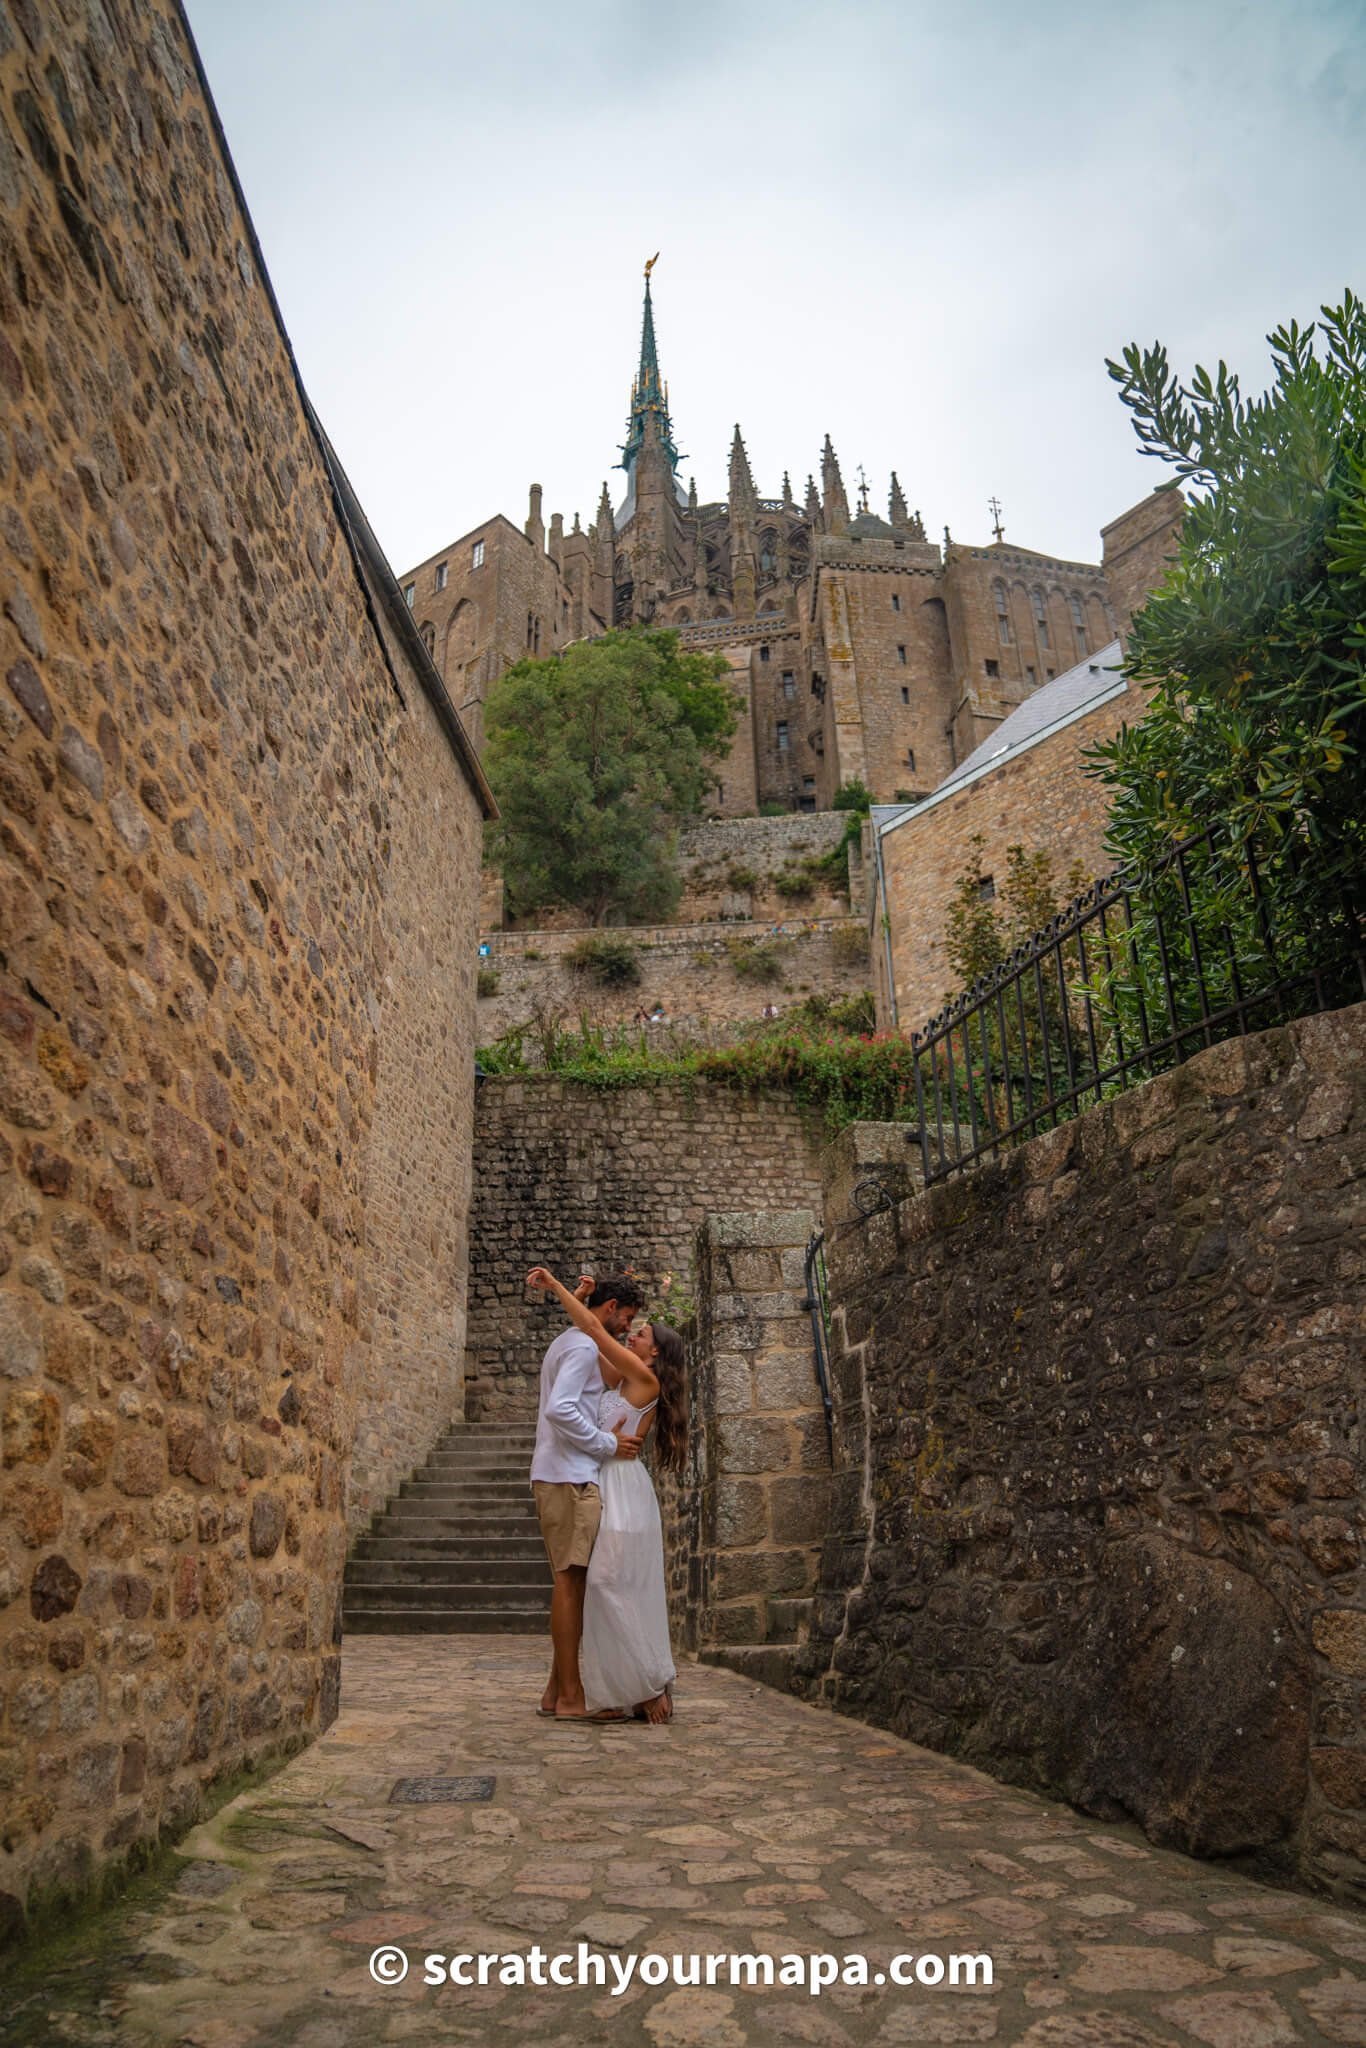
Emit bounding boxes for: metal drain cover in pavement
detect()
[389,1775,495,1804]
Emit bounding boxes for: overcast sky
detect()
[186,0,1365,575]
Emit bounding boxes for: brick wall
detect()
[464,1082,824,1419]
[875,676,1148,1033]
[795,1002,1366,1898]
[0,0,485,1929]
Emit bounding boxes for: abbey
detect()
[399,267,1118,814]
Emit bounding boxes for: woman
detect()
[526,1266,686,1724]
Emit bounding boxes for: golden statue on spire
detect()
[644,252,659,280]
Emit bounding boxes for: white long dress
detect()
[580,1386,677,1713]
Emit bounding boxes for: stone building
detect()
[402,265,1120,819]
[0,0,490,1932]
[866,488,1185,1034]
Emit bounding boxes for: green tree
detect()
[1089,291,1366,987]
[943,837,1086,991]
[484,629,738,926]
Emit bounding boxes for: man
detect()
[531,1272,647,1720]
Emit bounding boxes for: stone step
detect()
[344,1558,551,1586]
[342,1608,546,1635]
[380,1515,541,1539]
[419,1458,532,1474]
[343,1578,551,1609]
[400,1486,533,1504]
[353,1536,547,1560]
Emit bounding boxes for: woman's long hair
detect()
[648,1323,688,1475]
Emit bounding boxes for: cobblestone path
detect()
[6,1637,1366,2046]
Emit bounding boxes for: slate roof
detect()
[874,638,1125,841]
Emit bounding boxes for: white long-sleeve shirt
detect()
[529,1327,619,1484]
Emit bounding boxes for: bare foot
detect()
[540,1687,559,1714]
[638,1692,673,1725]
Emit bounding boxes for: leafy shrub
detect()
[773,867,814,900]
[476,966,500,998]
[759,801,787,817]
[566,934,641,987]
[475,1013,914,1134]
[1091,291,1366,996]
[724,863,760,891]
[726,937,789,983]
[831,924,868,967]
[832,777,872,812]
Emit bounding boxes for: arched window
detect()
[1069,593,1087,653]
[418,620,436,657]
[993,581,1010,646]
[1031,587,1050,649]
[758,529,778,575]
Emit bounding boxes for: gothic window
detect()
[759,644,770,663]
[897,645,907,664]
[776,720,790,751]
[471,541,485,570]
[1069,593,1087,652]
[758,530,778,574]
[994,580,1010,645]
[906,747,916,772]
[782,673,795,698]
[419,620,435,656]
[403,582,415,608]
[1032,588,1050,648]
[435,561,448,591]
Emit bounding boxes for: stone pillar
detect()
[688,1210,832,1686]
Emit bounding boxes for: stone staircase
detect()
[343,1421,549,1633]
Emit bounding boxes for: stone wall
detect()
[1100,488,1185,647]
[794,1002,1366,1901]
[0,0,486,1931]
[675,811,857,924]
[477,918,870,1043]
[464,1082,824,1419]
[488,809,859,937]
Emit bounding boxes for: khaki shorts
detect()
[533,1480,601,1573]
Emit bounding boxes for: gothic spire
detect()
[620,259,679,479]
[889,472,909,531]
[805,474,821,520]
[729,424,756,515]
[781,469,792,505]
[822,433,849,535]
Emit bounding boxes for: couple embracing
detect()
[527,1268,686,1723]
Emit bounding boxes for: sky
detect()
[186,0,1366,576]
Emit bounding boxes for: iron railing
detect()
[802,1230,834,1452]
[911,824,1363,1186]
